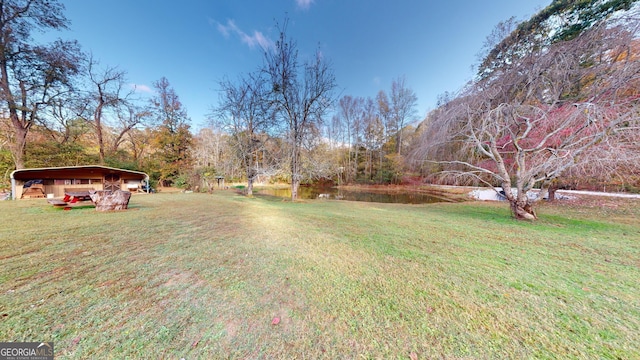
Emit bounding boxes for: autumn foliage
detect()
[415,17,640,219]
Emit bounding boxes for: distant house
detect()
[10,165,149,200]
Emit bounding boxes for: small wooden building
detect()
[10,165,149,200]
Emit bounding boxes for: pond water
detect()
[256,186,450,204]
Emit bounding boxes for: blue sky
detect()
[54,0,550,128]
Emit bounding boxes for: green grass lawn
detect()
[1,191,639,359]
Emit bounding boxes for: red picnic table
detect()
[63,190,93,203]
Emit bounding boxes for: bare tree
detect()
[415,21,640,220]
[336,95,364,183]
[215,71,275,196]
[389,76,418,156]
[326,114,343,149]
[376,90,392,180]
[191,127,222,169]
[0,0,84,169]
[85,57,134,164]
[264,19,336,200]
[42,96,90,144]
[362,97,384,181]
[110,105,150,155]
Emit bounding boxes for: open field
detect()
[1,191,639,359]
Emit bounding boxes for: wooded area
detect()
[1,0,639,218]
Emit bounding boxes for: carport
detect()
[10,165,149,200]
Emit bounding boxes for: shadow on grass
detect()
[420,200,629,236]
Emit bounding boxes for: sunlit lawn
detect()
[0,191,638,359]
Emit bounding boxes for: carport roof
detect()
[10,165,148,180]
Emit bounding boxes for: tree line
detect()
[2,0,639,218]
[0,3,420,201]
[0,1,193,188]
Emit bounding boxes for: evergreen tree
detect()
[150,77,192,187]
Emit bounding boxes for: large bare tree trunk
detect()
[2,66,29,169]
[502,183,537,220]
[247,168,255,196]
[291,149,300,201]
[510,200,537,220]
[95,105,105,164]
[291,178,300,201]
[10,119,28,169]
[247,179,254,196]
